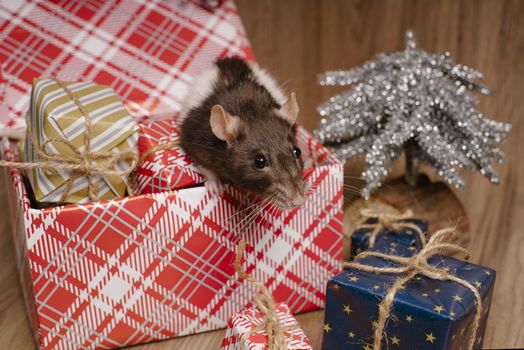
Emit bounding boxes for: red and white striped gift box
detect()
[221,303,312,350]
[2,125,342,349]
[0,0,253,135]
[0,1,344,349]
[135,119,207,194]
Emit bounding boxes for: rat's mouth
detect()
[269,193,305,210]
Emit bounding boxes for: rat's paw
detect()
[205,178,226,196]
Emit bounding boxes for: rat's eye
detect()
[293,147,302,159]
[254,154,268,169]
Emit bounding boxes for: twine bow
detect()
[0,79,139,202]
[343,227,482,350]
[347,208,427,254]
[0,79,182,203]
[235,240,292,350]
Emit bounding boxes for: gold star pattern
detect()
[425,332,437,343]
[372,320,379,329]
[405,315,414,322]
[433,305,445,313]
[390,242,398,247]
[415,276,422,280]
[363,344,373,350]
[373,284,380,290]
[349,276,359,282]
[422,292,429,297]
[453,294,463,302]
[408,246,417,251]
[485,270,491,275]
[474,280,482,288]
[450,311,456,319]
[343,304,353,314]
[348,331,355,338]
[434,288,440,294]
[329,284,340,291]
[390,336,401,345]
[323,323,332,333]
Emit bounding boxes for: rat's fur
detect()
[180,57,305,208]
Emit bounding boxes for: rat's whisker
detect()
[228,199,265,219]
[343,184,362,192]
[236,195,275,233]
[228,201,264,234]
[236,198,273,235]
[343,175,365,181]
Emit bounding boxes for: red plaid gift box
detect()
[1,125,342,349]
[221,303,312,350]
[0,0,253,135]
[0,1,344,349]
[135,119,206,194]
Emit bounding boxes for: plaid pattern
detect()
[2,126,343,349]
[135,119,206,194]
[221,303,312,350]
[0,1,343,349]
[0,0,253,134]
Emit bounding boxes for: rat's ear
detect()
[210,104,240,143]
[276,92,299,125]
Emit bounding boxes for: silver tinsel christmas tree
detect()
[314,31,511,198]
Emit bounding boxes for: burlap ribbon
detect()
[347,208,427,254]
[343,227,482,350]
[0,79,179,203]
[235,240,294,350]
[0,79,139,202]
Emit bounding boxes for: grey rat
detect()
[179,57,305,209]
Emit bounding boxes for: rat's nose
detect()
[290,195,305,207]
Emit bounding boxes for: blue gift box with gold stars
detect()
[322,247,495,349]
[350,218,428,258]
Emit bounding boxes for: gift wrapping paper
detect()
[1,123,343,349]
[0,0,253,135]
[221,302,312,350]
[0,1,343,349]
[24,78,139,204]
[135,119,206,194]
[322,239,496,350]
[349,217,428,258]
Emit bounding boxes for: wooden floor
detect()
[1,0,523,349]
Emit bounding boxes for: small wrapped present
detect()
[134,119,206,194]
[221,303,312,350]
[23,78,139,204]
[221,241,313,350]
[348,208,428,258]
[323,228,496,350]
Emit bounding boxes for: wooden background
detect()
[0,0,523,349]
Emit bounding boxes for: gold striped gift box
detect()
[24,79,139,204]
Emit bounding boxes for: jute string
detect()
[235,240,293,350]
[0,79,179,202]
[343,227,482,350]
[347,208,427,255]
